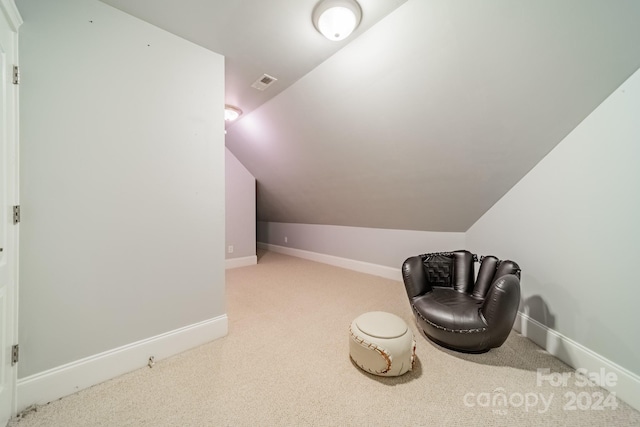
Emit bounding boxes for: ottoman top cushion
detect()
[356,311,408,339]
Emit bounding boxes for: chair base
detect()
[422,331,491,354]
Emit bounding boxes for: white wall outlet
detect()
[228,245,234,253]
[284,236,288,243]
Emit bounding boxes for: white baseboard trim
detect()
[258,242,402,281]
[514,311,640,411]
[16,315,228,412]
[225,255,257,269]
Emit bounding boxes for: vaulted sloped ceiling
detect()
[226,0,640,232]
[100,0,408,119]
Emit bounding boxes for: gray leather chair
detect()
[402,250,521,353]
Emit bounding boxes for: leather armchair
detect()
[402,250,521,353]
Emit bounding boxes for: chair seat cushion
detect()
[411,288,487,333]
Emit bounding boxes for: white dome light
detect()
[224,105,242,121]
[313,0,362,42]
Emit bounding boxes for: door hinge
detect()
[12,65,20,85]
[13,205,20,224]
[11,344,19,365]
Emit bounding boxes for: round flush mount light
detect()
[312,0,362,41]
[224,105,242,122]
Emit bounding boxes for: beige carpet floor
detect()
[10,250,640,426]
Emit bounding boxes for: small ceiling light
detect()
[224,105,242,122]
[313,0,362,42]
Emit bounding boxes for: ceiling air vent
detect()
[251,74,278,91]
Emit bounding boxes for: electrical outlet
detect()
[228,245,234,254]
[284,236,288,243]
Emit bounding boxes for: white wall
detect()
[467,67,640,403]
[18,0,225,380]
[225,148,256,267]
[257,221,464,272]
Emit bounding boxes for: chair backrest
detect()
[423,253,453,287]
[453,250,475,293]
[422,250,475,293]
[422,250,521,300]
[472,256,521,299]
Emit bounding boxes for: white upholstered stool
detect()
[349,311,416,377]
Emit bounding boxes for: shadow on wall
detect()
[517,273,556,345]
[513,275,612,375]
[519,277,638,376]
[521,295,556,329]
[517,274,583,369]
[513,275,576,369]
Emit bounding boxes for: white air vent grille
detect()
[251,74,278,91]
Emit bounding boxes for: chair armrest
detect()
[402,256,433,299]
[480,274,521,346]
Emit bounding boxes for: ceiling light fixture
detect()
[312,0,362,42]
[224,105,242,122]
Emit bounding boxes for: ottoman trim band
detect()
[349,324,392,374]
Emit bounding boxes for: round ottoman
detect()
[349,311,416,376]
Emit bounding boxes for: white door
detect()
[0,0,21,424]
